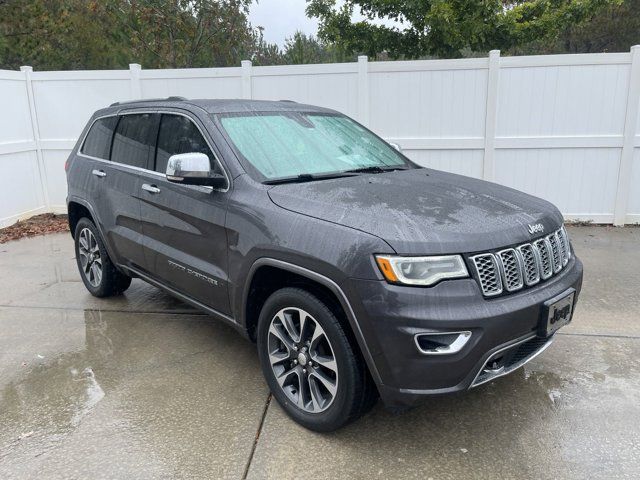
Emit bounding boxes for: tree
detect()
[0,0,282,70]
[0,0,130,70]
[306,0,618,59]
[106,0,262,68]
[512,0,640,54]
[282,31,346,64]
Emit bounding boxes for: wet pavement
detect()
[0,226,638,479]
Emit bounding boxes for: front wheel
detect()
[257,288,377,432]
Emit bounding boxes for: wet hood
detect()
[267,169,564,255]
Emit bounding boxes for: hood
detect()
[267,169,564,255]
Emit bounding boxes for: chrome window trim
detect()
[76,109,231,193]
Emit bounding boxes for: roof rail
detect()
[279,99,297,103]
[110,96,187,107]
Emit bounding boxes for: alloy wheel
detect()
[78,227,102,288]
[267,307,339,413]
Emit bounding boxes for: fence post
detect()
[20,66,50,209]
[613,45,640,226]
[357,55,370,126]
[129,63,142,100]
[483,50,500,182]
[241,60,252,99]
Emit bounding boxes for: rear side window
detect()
[81,117,117,160]
[155,114,215,174]
[111,113,159,169]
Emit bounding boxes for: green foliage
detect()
[512,0,640,54]
[0,0,282,70]
[283,31,349,64]
[306,0,620,59]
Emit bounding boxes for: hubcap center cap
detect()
[297,352,308,366]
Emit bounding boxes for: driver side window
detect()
[155,114,216,174]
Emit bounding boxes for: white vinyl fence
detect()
[1,47,640,228]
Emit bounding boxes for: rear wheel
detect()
[257,287,377,431]
[74,217,131,297]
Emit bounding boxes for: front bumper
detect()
[343,256,583,408]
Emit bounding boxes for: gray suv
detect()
[66,98,583,431]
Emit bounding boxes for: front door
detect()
[138,112,231,315]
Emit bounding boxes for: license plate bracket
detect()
[539,288,575,338]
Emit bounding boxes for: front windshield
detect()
[216,112,409,181]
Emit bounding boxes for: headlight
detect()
[375,255,468,286]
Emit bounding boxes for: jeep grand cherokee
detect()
[66,98,583,431]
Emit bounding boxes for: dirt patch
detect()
[0,214,69,244]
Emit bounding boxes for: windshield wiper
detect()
[344,165,409,174]
[263,172,357,185]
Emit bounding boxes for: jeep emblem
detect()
[527,223,545,235]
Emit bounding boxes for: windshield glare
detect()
[217,112,408,181]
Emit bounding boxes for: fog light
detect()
[414,331,472,355]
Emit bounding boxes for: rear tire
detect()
[257,287,377,432]
[74,217,131,297]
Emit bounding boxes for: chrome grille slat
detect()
[547,233,563,273]
[471,228,570,297]
[533,238,553,280]
[558,227,571,265]
[470,254,503,297]
[496,248,524,292]
[516,244,540,286]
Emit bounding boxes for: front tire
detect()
[257,287,376,432]
[74,217,131,297]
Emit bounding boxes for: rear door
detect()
[99,112,160,269]
[137,112,231,314]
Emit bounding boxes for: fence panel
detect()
[1,49,640,228]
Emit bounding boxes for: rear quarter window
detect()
[80,117,118,160]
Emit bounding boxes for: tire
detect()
[74,217,131,297]
[257,287,377,432]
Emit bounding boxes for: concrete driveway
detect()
[0,226,638,479]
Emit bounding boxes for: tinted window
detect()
[111,113,159,169]
[155,114,215,174]
[81,117,117,160]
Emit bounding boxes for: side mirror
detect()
[389,142,402,152]
[166,152,226,189]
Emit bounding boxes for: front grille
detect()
[470,227,571,298]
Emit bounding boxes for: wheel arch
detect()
[67,200,94,239]
[242,258,382,385]
[67,196,121,273]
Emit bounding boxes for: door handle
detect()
[141,183,161,194]
[92,169,106,178]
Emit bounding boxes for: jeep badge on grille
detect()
[527,223,545,235]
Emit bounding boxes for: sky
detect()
[249,0,320,48]
[249,0,401,48]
